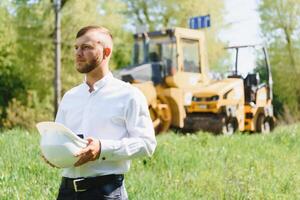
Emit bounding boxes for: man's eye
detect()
[83,46,92,50]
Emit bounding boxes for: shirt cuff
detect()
[99,139,121,161]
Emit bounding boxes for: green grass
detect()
[1,125,300,199]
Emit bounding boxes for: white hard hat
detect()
[36,121,88,168]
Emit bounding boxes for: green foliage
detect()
[259,0,300,120]
[13,0,54,98]
[1,125,300,199]
[0,70,26,112]
[2,91,53,129]
[0,0,54,127]
[0,3,27,122]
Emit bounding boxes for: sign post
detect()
[189,15,211,29]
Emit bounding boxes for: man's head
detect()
[74,26,113,74]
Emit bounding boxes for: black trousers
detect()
[56,175,127,200]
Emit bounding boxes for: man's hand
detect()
[74,137,101,167]
[41,153,59,168]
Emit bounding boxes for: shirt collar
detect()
[83,72,113,92]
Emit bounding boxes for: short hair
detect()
[76,26,113,50]
[76,26,113,39]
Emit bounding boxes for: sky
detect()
[221,0,262,45]
[220,0,262,76]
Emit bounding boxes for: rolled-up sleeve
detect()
[100,89,157,161]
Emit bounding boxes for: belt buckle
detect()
[73,178,86,192]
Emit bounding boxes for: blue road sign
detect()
[189,15,211,29]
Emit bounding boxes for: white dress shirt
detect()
[55,72,156,178]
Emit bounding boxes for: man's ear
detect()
[103,48,111,58]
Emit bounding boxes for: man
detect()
[53,26,157,200]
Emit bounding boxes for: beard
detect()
[76,57,101,73]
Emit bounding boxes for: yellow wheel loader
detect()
[115,27,211,134]
[186,45,275,134]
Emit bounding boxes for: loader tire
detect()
[222,117,238,136]
[149,97,171,134]
[256,114,274,134]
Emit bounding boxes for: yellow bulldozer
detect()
[186,45,275,134]
[115,28,275,135]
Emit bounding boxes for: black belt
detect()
[61,174,124,192]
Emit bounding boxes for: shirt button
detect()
[102,157,106,160]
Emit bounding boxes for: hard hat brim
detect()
[36,121,88,168]
[36,121,88,145]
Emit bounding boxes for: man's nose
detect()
[76,48,83,57]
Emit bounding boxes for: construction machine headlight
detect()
[210,95,219,101]
[192,95,219,102]
[192,96,202,102]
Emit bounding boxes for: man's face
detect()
[74,31,104,73]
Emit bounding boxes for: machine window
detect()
[181,39,200,73]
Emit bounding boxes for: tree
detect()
[0,2,26,118]
[259,0,300,70]
[259,0,300,120]
[12,0,54,98]
[0,0,56,127]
